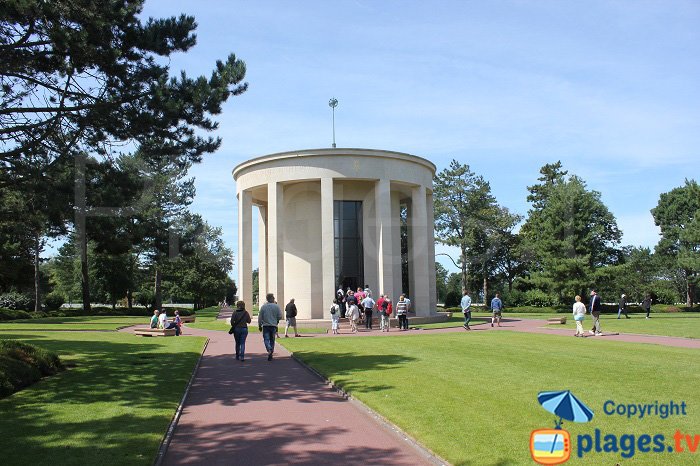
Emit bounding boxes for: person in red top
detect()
[380,295,392,332]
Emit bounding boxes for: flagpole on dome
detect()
[329,97,338,148]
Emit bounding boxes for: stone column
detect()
[375,179,394,300]
[410,185,430,316]
[267,182,284,305]
[426,190,437,313]
[237,189,253,305]
[257,205,267,306]
[321,178,335,318]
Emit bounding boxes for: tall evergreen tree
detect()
[651,179,700,307]
[521,164,621,303]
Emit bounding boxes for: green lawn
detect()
[0,331,205,465]
[281,332,700,465]
[565,313,700,339]
[0,315,149,331]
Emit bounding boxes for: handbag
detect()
[228,312,247,334]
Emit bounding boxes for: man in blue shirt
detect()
[460,290,472,330]
[490,293,503,327]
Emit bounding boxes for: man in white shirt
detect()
[361,295,376,330]
[460,290,472,330]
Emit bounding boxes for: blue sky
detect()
[138,0,699,276]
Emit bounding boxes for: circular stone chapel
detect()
[233,148,438,320]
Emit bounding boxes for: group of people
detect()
[149,309,183,336]
[228,293,283,362]
[331,286,413,333]
[460,290,504,330]
[574,290,654,337]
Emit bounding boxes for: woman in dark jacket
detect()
[229,301,252,361]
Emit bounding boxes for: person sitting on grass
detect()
[150,310,160,329]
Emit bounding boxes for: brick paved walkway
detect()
[161,327,439,466]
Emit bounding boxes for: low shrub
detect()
[0,340,64,398]
[0,309,33,321]
[44,293,65,310]
[522,289,558,308]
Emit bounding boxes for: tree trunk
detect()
[688,280,694,308]
[154,266,162,312]
[483,275,488,305]
[127,288,133,309]
[460,248,468,292]
[79,236,91,313]
[33,232,41,313]
[75,153,91,313]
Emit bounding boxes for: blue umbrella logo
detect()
[538,390,594,428]
[530,390,594,465]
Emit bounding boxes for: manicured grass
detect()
[564,313,700,339]
[0,315,149,331]
[282,332,700,465]
[0,331,206,465]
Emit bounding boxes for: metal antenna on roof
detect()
[328,97,338,148]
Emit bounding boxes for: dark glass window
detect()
[334,201,363,291]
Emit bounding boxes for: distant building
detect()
[233,148,437,319]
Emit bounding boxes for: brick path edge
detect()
[154,337,211,466]
[288,352,448,466]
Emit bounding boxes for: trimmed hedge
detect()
[0,340,64,398]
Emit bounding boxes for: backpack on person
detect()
[330,304,337,315]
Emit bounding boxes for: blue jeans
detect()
[233,327,248,359]
[463,311,472,326]
[262,326,277,353]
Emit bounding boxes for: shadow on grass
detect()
[1,413,165,465]
[0,335,199,405]
[0,333,204,465]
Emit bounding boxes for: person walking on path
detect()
[573,295,587,337]
[461,290,472,330]
[617,293,630,319]
[361,294,376,330]
[259,293,283,360]
[330,299,340,334]
[229,301,252,361]
[336,287,346,318]
[347,302,360,333]
[380,296,392,332]
[396,295,409,330]
[642,294,653,319]
[589,289,602,335]
[284,298,300,337]
[490,293,503,327]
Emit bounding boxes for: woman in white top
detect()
[348,303,360,333]
[572,295,587,337]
